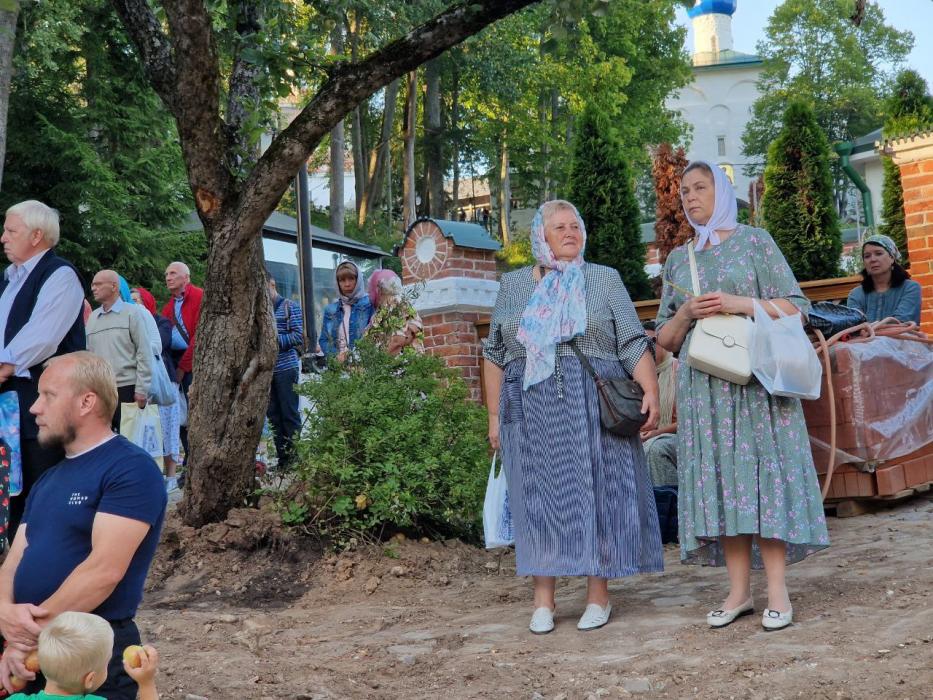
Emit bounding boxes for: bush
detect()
[761,100,842,281]
[569,105,652,300]
[289,341,490,545]
[496,236,533,271]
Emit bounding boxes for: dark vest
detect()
[0,250,86,439]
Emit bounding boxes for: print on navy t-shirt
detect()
[13,434,167,621]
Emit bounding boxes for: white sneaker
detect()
[707,598,754,628]
[577,603,612,631]
[165,477,179,493]
[762,607,793,631]
[529,607,555,634]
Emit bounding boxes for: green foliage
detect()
[288,341,490,544]
[496,236,534,272]
[879,70,933,265]
[743,0,913,191]
[569,106,651,300]
[0,0,191,290]
[761,101,842,281]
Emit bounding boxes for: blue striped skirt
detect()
[500,356,664,578]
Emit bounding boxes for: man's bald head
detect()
[165,261,190,296]
[91,269,121,307]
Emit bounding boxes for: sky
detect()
[673,1,933,88]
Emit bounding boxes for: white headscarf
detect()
[681,160,737,251]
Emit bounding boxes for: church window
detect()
[717,136,726,157]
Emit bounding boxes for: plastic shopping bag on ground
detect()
[751,300,822,400]
[0,391,22,496]
[120,403,164,461]
[483,452,514,549]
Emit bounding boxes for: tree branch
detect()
[109,0,178,111]
[238,0,540,246]
[226,0,263,163]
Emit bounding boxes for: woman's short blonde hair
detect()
[47,352,119,421]
[539,199,579,230]
[38,612,114,692]
[5,200,61,247]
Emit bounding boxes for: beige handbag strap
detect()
[686,240,701,296]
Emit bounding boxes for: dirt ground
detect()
[139,493,933,700]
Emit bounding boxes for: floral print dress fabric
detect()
[656,225,830,567]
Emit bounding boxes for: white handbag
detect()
[482,452,514,549]
[685,242,754,385]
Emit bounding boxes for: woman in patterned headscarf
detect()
[846,233,921,323]
[483,200,661,635]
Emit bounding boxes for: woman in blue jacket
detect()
[318,261,374,359]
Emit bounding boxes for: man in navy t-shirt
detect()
[0,352,166,700]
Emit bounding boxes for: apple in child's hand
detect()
[8,674,27,691]
[24,651,39,673]
[122,645,144,669]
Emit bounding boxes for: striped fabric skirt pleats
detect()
[499,356,664,578]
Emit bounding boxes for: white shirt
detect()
[0,249,84,378]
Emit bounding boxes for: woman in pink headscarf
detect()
[364,269,423,355]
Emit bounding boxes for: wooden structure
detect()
[633,275,862,322]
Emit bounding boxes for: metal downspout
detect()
[835,141,875,230]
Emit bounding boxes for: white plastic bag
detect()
[120,403,163,460]
[751,301,822,400]
[177,385,188,427]
[482,452,514,549]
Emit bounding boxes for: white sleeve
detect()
[0,266,84,376]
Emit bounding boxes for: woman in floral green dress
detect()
[656,161,829,632]
[365,270,424,354]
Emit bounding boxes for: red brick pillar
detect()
[885,131,933,334]
[399,219,500,401]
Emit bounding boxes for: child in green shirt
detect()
[7,611,158,700]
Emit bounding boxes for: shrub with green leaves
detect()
[761,100,842,281]
[290,341,490,544]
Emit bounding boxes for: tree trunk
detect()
[179,221,277,527]
[330,121,346,234]
[0,1,20,190]
[424,58,444,218]
[402,70,418,229]
[450,65,460,219]
[497,137,511,245]
[357,79,400,227]
[348,14,366,215]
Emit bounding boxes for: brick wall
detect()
[421,311,490,402]
[897,155,933,333]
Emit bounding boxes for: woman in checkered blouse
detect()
[483,200,663,635]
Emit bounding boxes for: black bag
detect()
[569,339,648,437]
[653,485,678,544]
[807,301,866,337]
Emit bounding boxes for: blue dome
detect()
[687,0,737,18]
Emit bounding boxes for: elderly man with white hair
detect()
[0,200,85,540]
[160,261,203,470]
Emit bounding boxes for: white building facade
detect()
[666,0,763,203]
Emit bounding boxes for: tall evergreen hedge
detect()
[761,101,841,281]
[568,107,652,300]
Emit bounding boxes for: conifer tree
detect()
[761,100,842,281]
[880,70,933,265]
[651,143,692,265]
[569,106,651,300]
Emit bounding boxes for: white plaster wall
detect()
[666,63,763,202]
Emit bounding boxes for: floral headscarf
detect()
[335,260,366,305]
[681,160,738,251]
[516,201,587,390]
[367,269,402,308]
[862,233,901,262]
